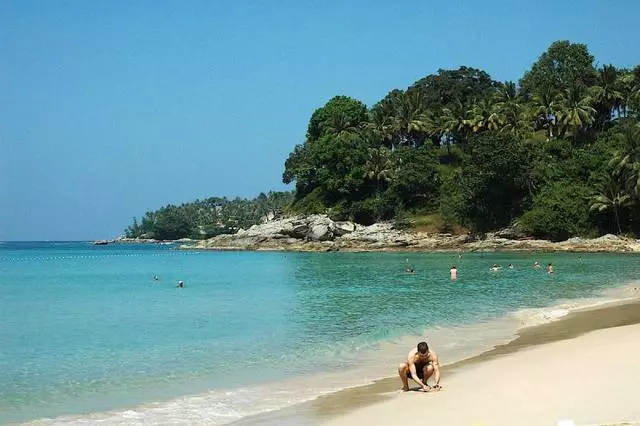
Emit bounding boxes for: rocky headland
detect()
[179,215,640,253]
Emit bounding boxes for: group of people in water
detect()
[152,275,185,288]
[487,261,553,273]
[406,257,556,280]
[449,260,554,279]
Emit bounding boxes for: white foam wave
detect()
[512,281,640,329]
[20,380,345,426]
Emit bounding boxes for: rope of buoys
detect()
[0,251,201,262]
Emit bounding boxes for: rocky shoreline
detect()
[178,215,640,253]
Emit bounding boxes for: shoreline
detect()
[236,297,640,425]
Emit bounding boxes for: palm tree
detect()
[590,65,623,128]
[609,123,640,193]
[321,112,360,138]
[468,99,500,133]
[590,172,632,234]
[530,89,559,141]
[494,81,532,137]
[364,107,394,146]
[555,86,596,142]
[440,100,472,144]
[615,67,640,119]
[365,147,394,193]
[499,101,532,137]
[389,91,433,148]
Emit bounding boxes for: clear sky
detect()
[1,0,639,241]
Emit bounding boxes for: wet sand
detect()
[236,299,640,425]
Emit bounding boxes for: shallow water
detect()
[2,242,639,424]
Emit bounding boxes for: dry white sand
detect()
[323,324,640,426]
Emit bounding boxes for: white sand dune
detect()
[323,324,640,426]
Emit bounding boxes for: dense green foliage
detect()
[127,40,640,241]
[125,192,294,240]
[283,40,640,238]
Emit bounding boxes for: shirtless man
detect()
[398,341,441,392]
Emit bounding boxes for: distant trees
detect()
[124,192,294,240]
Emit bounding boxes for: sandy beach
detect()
[324,323,640,426]
[238,300,640,426]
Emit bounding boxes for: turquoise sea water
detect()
[2,242,640,424]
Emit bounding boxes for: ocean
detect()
[1,242,639,425]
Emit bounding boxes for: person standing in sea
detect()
[450,265,457,280]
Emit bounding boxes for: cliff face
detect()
[181,215,640,252]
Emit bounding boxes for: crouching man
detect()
[398,341,441,392]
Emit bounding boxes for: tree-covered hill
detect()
[127,40,640,241]
[283,40,640,240]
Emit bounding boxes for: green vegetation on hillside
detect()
[127,40,640,241]
[283,40,640,240]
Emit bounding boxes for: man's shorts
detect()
[407,362,427,379]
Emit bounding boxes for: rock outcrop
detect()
[181,215,640,252]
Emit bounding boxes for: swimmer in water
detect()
[491,264,501,272]
[534,261,541,269]
[450,265,457,280]
[546,263,554,274]
[176,280,184,288]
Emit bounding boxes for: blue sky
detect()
[1,0,639,240]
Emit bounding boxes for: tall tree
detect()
[590,65,623,129]
[468,98,501,133]
[440,100,473,146]
[609,122,640,193]
[457,133,533,232]
[615,69,636,118]
[494,81,532,137]
[409,66,499,111]
[530,89,559,141]
[389,91,433,148]
[590,171,632,234]
[364,147,394,193]
[555,86,596,142]
[306,96,368,142]
[520,40,598,95]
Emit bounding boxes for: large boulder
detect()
[306,215,334,241]
[332,221,358,236]
[493,223,527,240]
